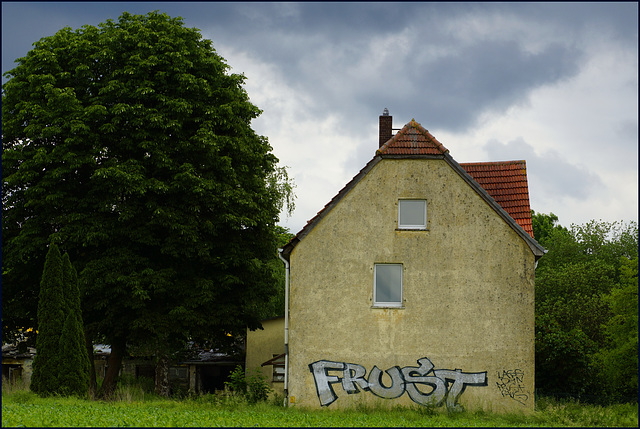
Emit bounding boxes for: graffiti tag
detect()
[309,357,487,410]
[496,369,528,405]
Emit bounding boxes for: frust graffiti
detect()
[309,357,487,410]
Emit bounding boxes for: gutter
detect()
[278,248,290,406]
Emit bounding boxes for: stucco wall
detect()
[245,316,285,397]
[287,158,536,412]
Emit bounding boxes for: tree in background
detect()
[592,256,638,400]
[30,243,65,395]
[2,11,294,398]
[532,212,638,403]
[256,226,295,321]
[58,253,91,397]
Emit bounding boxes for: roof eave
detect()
[281,155,383,260]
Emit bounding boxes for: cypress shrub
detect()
[57,253,91,397]
[61,252,91,376]
[30,243,65,395]
[58,312,90,397]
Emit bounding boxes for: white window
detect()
[398,199,427,229]
[374,264,403,307]
[273,364,285,382]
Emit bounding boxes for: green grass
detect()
[2,384,638,427]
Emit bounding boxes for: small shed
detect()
[2,343,36,386]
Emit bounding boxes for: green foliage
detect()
[531,210,568,245]
[57,313,90,397]
[533,214,638,402]
[246,368,273,404]
[59,252,91,396]
[535,314,596,396]
[1,389,638,427]
[256,226,295,320]
[2,10,295,389]
[224,365,272,404]
[30,243,65,395]
[224,365,248,396]
[592,257,638,399]
[30,244,91,397]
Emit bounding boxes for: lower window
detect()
[374,263,403,307]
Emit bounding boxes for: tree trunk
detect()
[154,355,170,397]
[98,340,125,399]
[85,333,97,399]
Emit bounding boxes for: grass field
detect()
[2,383,638,427]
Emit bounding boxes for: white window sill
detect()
[371,305,405,309]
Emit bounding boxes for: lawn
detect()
[2,388,638,427]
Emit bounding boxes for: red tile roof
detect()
[460,161,534,238]
[377,119,449,156]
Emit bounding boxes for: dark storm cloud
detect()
[361,40,582,132]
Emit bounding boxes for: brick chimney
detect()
[379,108,393,148]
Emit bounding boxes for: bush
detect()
[224,365,272,404]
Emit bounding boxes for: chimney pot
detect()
[379,108,393,148]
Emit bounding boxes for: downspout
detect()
[278,248,290,406]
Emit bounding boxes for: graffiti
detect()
[496,369,528,405]
[309,357,487,410]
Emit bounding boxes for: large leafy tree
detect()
[532,213,638,402]
[3,11,293,397]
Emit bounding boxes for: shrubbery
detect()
[224,365,273,403]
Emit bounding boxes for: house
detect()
[246,111,544,412]
[2,343,36,386]
[246,316,286,397]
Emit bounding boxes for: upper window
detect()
[374,263,403,307]
[398,199,427,229]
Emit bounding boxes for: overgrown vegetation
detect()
[224,365,273,404]
[2,380,637,427]
[532,213,638,404]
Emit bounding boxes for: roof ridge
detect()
[377,119,449,156]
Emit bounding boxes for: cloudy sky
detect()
[3,2,638,234]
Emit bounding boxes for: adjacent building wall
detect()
[287,158,536,412]
[245,316,286,398]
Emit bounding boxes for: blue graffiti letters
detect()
[309,357,487,408]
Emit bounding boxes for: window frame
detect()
[397,199,427,230]
[373,263,403,308]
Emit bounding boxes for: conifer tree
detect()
[30,243,65,395]
[57,253,90,397]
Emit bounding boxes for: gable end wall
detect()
[287,158,535,412]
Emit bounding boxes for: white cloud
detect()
[433,31,638,226]
[217,44,371,233]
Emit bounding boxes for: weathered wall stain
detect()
[309,357,487,409]
[496,369,528,405]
